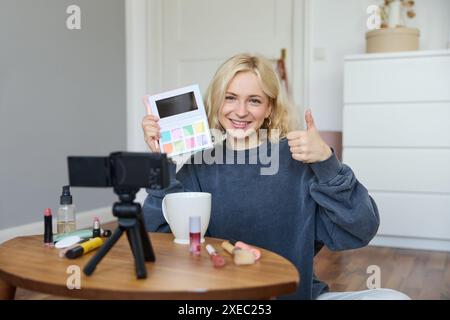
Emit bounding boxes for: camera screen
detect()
[155,91,198,118]
[68,157,111,187]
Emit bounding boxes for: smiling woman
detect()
[204,54,298,149]
[142,53,409,300]
[219,72,272,148]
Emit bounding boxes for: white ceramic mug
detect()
[162,192,211,244]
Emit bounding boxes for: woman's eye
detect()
[249,99,262,105]
[225,96,236,101]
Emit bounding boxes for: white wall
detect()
[0,0,126,230]
[307,0,450,132]
[448,17,450,48]
[411,0,450,50]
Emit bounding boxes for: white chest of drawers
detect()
[343,50,450,251]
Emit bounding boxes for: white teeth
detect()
[230,120,250,125]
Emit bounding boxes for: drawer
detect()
[371,192,450,240]
[343,148,450,193]
[344,53,450,104]
[343,102,450,147]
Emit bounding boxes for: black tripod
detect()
[83,188,155,279]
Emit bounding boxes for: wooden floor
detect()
[314,246,450,300]
[14,245,449,300]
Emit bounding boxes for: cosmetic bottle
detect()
[189,216,201,255]
[92,217,101,238]
[57,185,76,234]
[206,244,225,268]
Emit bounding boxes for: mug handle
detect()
[162,196,170,224]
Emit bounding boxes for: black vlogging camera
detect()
[66,151,171,279]
[67,151,170,190]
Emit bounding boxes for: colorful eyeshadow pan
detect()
[160,121,211,156]
[174,140,185,153]
[183,125,194,137]
[193,122,205,134]
[196,135,208,146]
[185,137,195,149]
[171,128,183,140]
[163,143,173,154]
[161,131,171,143]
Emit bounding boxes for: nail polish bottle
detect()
[189,216,201,255]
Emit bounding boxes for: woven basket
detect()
[366,27,420,53]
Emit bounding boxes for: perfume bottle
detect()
[189,216,201,255]
[57,185,76,234]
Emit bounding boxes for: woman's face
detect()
[219,71,272,140]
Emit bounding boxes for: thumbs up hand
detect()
[287,109,332,164]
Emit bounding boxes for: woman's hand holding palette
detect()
[144,84,213,157]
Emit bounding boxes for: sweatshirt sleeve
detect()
[142,160,201,232]
[309,152,380,251]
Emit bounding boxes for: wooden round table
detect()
[0,233,299,299]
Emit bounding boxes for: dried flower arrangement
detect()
[379,0,416,28]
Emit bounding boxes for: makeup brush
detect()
[221,241,255,265]
[221,241,236,255]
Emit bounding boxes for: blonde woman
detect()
[141,53,409,300]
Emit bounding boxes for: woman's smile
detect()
[228,118,253,130]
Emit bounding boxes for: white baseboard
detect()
[0,207,115,244]
[370,235,450,252]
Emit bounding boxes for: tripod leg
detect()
[137,215,156,262]
[128,225,147,279]
[126,229,137,259]
[83,227,123,276]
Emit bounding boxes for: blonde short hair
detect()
[204,53,299,142]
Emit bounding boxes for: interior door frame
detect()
[125,0,311,151]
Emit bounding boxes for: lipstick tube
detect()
[43,208,53,247]
[92,217,101,238]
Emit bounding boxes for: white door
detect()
[128,0,299,202]
[160,0,294,94]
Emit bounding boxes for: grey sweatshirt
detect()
[143,138,380,299]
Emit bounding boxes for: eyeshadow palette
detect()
[145,84,213,157]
